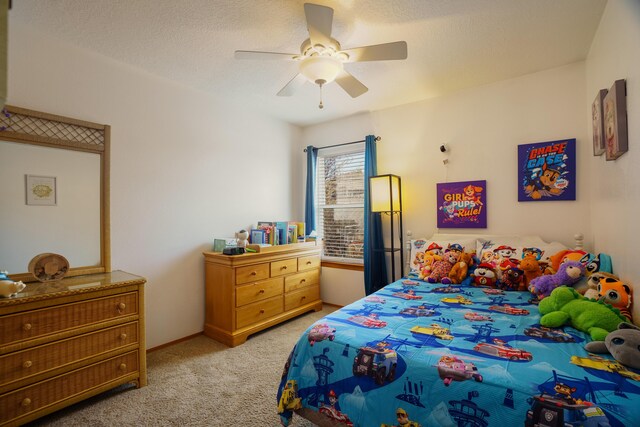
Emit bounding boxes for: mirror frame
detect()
[1,105,110,282]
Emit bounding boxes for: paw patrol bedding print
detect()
[277,278,640,427]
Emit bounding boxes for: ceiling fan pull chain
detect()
[318,82,324,109]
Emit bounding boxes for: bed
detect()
[277,234,640,427]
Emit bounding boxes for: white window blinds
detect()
[316,148,365,262]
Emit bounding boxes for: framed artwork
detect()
[436,180,487,228]
[592,89,607,156]
[603,79,628,161]
[25,175,57,206]
[518,139,576,202]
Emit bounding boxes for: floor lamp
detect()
[370,174,404,282]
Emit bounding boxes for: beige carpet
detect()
[27,306,338,427]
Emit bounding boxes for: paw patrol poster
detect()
[436,180,487,228]
[518,139,576,202]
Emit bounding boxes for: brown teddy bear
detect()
[520,255,543,287]
[448,252,474,284]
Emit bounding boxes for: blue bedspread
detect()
[277,278,640,427]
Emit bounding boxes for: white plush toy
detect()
[0,271,26,298]
[236,230,249,249]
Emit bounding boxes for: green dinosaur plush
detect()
[538,286,626,341]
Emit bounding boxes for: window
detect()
[316,148,365,263]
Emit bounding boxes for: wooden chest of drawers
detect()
[0,271,146,427]
[203,242,322,347]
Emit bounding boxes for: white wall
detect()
[586,0,640,323]
[7,23,300,348]
[301,62,590,305]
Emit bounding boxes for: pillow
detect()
[409,237,477,276]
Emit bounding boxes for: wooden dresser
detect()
[203,242,322,347]
[0,271,146,427]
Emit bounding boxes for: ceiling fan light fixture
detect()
[299,55,343,85]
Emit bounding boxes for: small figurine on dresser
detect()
[235,229,249,254]
[0,271,26,298]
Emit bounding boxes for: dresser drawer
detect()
[235,297,283,329]
[298,255,320,271]
[270,258,297,277]
[0,351,139,424]
[284,270,320,293]
[235,278,283,307]
[0,322,138,388]
[0,293,139,347]
[285,285,320,311]
[235,263,270,285]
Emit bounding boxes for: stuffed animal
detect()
[470,263,498,288]
[584,322,640,369]
[597,277,633,322]
[0,271,26,298]
[529,260,585,302]
[573,271,619,299]
[448,252,474,284]
[539,286,626,341]
[500,267,526,291]
[520,255,543,288]
[549,249,587,273]
[418,254,440,281]
[579,252,613,277]
[428,251,460,284]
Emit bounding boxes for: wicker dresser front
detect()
[0,271,146,427]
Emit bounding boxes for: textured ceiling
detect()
[10,0,607,126]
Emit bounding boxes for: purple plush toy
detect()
[528,260,585,301]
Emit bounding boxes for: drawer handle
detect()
[250,271,257,276]
[301,296,307,300]
[120,333,128,341]
[300,279,306,283]
[23,360,33,369]
[258,289,265,294]
[21,398,32,407]
[117,302,126,312]
[306,261,312,265]
[119,363,127,371]
[259,309,265,314]
[23,323,32,331]
[281,265,288,270]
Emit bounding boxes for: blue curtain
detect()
[304,145,318,236]
[364,135,388,295]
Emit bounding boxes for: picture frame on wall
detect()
[518,139,576,202]
[25,175,57,206]
[436,180,487,228]
[592,89,607,156]
[603,79,628,161]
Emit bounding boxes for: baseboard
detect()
[146,331,203,353]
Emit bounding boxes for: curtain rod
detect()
[303,136,381,152]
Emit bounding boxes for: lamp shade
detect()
[299,56,343,84]
[370,174,401,212]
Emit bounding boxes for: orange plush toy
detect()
[448,252,475,284]
[549,249,587,273]
[519,255,543,288]
[598,277,633,322]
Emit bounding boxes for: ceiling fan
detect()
[235,3,408,109]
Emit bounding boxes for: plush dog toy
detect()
[471,263,498,288]
[584,322,640,370]
[500,267,526,291]
[529,260,585,301]
[448,252,474,284]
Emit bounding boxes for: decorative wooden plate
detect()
[28,253,70,282]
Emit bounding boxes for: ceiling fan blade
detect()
[335,70,368,98]
[304,3,334,47]
[341,41,408,62]
[277,74,307,96]
[234,50,297,60]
